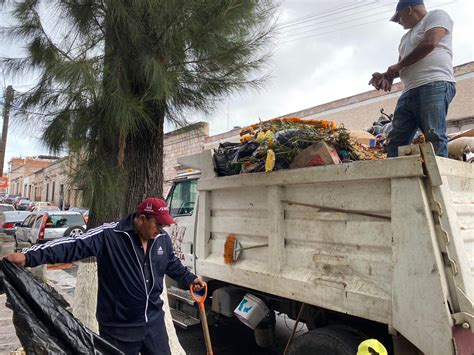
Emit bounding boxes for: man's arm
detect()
[386,27,448,80]
[164,235,202,288]
[4,225,106,268]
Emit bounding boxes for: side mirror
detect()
[15,222,22,227]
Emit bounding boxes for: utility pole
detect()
[0,85,14,176]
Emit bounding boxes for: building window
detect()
[46,183,49,201]
[52,181,55,202]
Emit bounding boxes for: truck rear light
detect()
[2,223,15,229]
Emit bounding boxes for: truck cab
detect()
[166,170,199,272]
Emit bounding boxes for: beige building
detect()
[28,158,82,208]
[7,156,59,196]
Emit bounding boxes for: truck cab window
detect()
[168,179,197,217]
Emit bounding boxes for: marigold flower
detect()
[240,134,255,143]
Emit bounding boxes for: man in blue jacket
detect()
[5,197,204,355]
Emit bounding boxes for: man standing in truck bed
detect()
[369,0,456,157]
[4,197,204,355]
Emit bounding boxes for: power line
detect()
[277,1,374,29]
[278,0,457,45]
[278,1,397,36]
[280,7,397,40]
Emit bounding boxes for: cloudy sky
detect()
[1,0,473,170]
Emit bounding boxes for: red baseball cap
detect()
[136,198,175,226]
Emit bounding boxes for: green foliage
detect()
[1,0,276,222]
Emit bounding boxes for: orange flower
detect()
[240,127,254,136]
[240,134,255,143]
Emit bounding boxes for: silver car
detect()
[15,211,86,245]
[0,211,31,236]
[0,204,15,212]
[15,213,38,244]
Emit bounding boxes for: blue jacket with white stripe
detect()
[23,214,196,340]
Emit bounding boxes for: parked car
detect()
[15,211,86,244]
[69,207,89,224]
[12,196,27,209]
[0,203,15,212]
[14,213,38,245]
[29,201,52,211]
[15,199,31,211]
[32,205,60,213]
[27,201,37,211]
[3,194,21,204]
[0,211,31,236]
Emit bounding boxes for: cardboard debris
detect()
[290,141,341,169]
[350,130,376,147]
[448,128,474,142]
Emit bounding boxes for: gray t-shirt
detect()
[398,9,455,92]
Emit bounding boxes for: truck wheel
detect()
[287,325,363,355]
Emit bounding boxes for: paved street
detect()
[0,264,306,354]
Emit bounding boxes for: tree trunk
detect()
[74,4,179,350]
[123,104,165,215]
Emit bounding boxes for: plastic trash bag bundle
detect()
[214,141,260,176]
[0,259,123,355]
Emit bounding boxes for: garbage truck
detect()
[165,143,474,355]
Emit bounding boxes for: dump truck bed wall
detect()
[189,147,473,355]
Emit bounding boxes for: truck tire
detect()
[287,325,363,355]
[63,226,85,237]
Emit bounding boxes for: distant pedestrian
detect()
[369,0,456,157]
[4,197,204,355]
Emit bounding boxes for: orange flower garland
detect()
[239,117,337,137]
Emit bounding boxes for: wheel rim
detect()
[69,228,84,237]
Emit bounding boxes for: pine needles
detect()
[1,0,277,223]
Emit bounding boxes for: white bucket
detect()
[234,293,269,329]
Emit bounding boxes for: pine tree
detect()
[1,0,276,226]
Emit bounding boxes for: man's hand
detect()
[3,253,26,268]
[190,278,205,292]
[379,76,393,92]
[369,72,393,92]
[369,72,383,89]
[385,63,401,81]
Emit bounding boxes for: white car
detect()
[0,203,15,212]
[15,211,86,245]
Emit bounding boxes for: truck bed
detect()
[192,144,474,355]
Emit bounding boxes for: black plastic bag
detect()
[214,141,260,176]
[275,129,315,149]
[0,260,123,355]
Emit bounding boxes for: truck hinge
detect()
[452,312,474,333]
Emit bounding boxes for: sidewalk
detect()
[0,264,78,355]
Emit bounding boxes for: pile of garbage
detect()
[214,117,386,176]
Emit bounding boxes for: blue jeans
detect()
[387,81,456,157]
